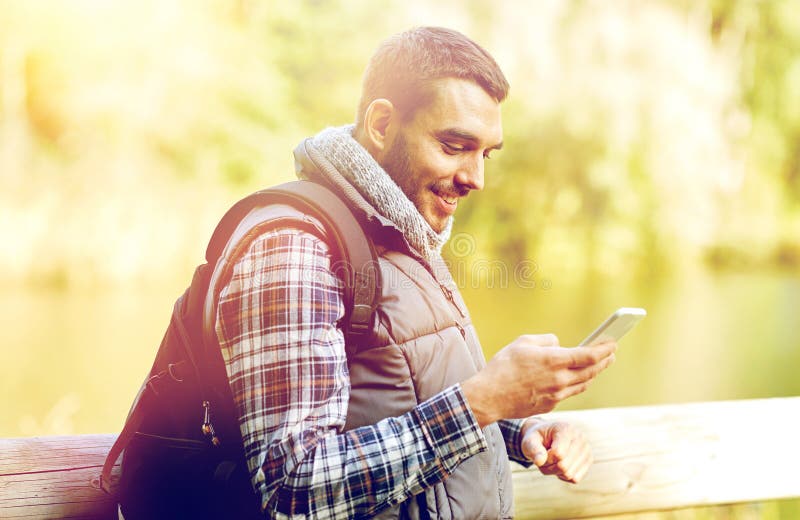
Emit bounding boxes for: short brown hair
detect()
[356,27,509,126]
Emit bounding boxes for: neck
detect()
[352,125,376,157]
[302,124,453,262]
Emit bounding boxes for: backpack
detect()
[100,180,380,519]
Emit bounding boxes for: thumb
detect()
[524,434,548,467]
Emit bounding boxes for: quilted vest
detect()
[291,140,515,519]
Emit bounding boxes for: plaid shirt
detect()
[215,226,530,518]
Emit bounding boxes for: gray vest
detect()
[294,140,514,519]
[206,144,515,518]
[347,246,514,520]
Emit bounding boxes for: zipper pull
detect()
[441,285,466,317]
[455,321,467,340]
[201,400,221,446]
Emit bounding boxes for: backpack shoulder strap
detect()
[100,180,379,494]
[205,180,380,339]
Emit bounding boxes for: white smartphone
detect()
[579,307,646,346]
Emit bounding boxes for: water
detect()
[1,269,798,437]
[0,283,185,437]
[465,268,800,411]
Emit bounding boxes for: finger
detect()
[551,379,592,402]
[560,439,591,483]
[540,456,578,478]
[566,354,616,386]
[552,440,582,480]
[548,427,574,467]
[567,444,593,483]
[524,333,560,347]
[593,340,617,349]
[538,462,559,476]
[562,343,617,368]
[560,451,591,483]
[522,432,549,467]
[538,455,564,475]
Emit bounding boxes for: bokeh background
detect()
[2,0,799,518]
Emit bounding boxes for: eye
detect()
[441,141,465,155]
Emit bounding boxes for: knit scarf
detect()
[303,124,453,261]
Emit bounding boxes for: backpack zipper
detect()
[201,400,221,446]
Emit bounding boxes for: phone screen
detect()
[579,307,646,346]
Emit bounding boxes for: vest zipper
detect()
[440,285,466,318]
[455,321,466,340]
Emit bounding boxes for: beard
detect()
[380,131,417,205]
[380,131,466,233]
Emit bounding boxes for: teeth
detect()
[434,189,458,205]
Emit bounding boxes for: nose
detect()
[454,155,485,192]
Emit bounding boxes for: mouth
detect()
[432,188,460,215]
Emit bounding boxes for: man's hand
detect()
[521,418,592,484]
[461,334,616,427]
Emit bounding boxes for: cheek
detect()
[414,144,458,183]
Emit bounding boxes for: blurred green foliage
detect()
[1,0,799,288]
[2,3,799,517]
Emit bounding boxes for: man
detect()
[215,27,616,518]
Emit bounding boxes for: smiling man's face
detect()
[378,78,504,233]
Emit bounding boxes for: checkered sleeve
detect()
[215,226,488,518]
[498,418,533,467]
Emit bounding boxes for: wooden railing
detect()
[2,397,798,519]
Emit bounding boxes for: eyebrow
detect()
[436,128,504,151]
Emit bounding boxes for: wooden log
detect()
[0,435,118,519]
[513,396,800,519]
[0,397,798,519]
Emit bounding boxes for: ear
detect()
[361,98,395,154]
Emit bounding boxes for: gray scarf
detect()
[305,124,453,261]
